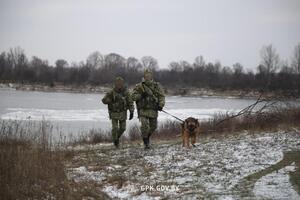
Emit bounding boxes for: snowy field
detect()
[67,130,300,199]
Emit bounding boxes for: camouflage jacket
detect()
[102,87,134,120]
[132,80,165,118]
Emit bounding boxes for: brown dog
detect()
[181,117,199,148]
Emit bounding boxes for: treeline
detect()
[0,44,299,92]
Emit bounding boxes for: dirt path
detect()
[234,151,300,199]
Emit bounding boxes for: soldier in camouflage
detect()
[132,69,165,149]
[102,77,134,148]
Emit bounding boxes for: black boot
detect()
[113,139,119,148]
[143,138,150,150]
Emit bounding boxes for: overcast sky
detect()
[0,0,299,69]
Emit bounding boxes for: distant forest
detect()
[0,44,299,93]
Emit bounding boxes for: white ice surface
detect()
[1,107,237,122]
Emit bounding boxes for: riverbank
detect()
[1,118,299,199]
[0,82,284,98]
[1,106,300,199]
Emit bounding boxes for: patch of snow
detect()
[253,163,300,200]
[69,166,106,182]
[69,143,112,151]
[174,176,193,184]
[131,192,161,200]
[144,155,163,165]
[103,184,136,199]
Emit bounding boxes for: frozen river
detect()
[0,89,293,136]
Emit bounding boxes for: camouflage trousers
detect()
[111,119,126,141]
[140,116,157,139]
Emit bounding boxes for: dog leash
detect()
[161,110,185,123]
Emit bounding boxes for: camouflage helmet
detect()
[144,69,153,77]
[115,76,124,82]
[114,76,124,87]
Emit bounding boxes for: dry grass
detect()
[153,120,181,140]
[200,106,300,134]
[127,124,142,141]
[72,120,181,145]
[73,106,300,146]
[0,120,74,199]
[71,128,112,145]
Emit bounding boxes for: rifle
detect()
[140,83,183,123]
[141,82,159,103]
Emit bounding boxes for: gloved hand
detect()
[129,111,134,120]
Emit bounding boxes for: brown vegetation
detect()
[0,121,71,199]
[71,128,112,145]
[0,121,111,200]
[200,106,300,134]
[72,105,300,146]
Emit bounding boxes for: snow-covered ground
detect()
[253,164,298,200]
[67,130,300,199]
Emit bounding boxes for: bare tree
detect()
[194,55,205,68]
[222,66,233,75]
[280,60,293,74]
[259,44,280,88]
[86,51,105,69]
[126,57,142,71]
[233,63,244,75]
[55,59,68,68]
[104,53,125,68]
[7,47,27,69]
[179,60,192,71]
[141,56,158,71]
[54,59,69,83]
[0,52,8,80]
[214,61,222,73]
[30,56,51,82]
[257,64,267,74]
[169,61,182,72]
[260,44,280,74]
[291,43,300,74]
[31,56,48,67]
[1,45,299,92]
